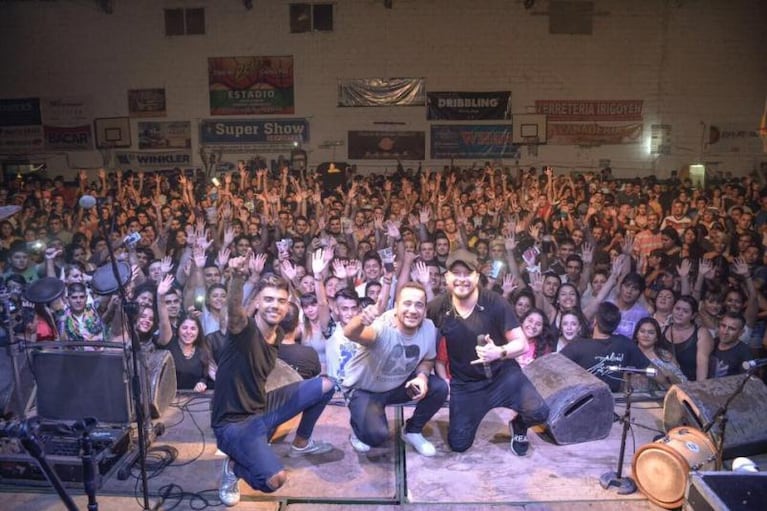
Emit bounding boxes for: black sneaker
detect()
[509,420,530,456]
[510,433,530,456]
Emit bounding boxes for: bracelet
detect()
[382,278,393,285]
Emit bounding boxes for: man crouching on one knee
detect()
[342,282,448,456]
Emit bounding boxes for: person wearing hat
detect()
[426,248,549,456]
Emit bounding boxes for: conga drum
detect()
[265,359,303,442]
[632,426,719,509]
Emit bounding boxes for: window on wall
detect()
[290,3,334,33]
[164,8,206,36]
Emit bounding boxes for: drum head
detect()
[24,277,65,304]
[91,262,131,295]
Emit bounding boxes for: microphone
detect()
[605,365,658,377]
[742,358,767,371]
[476,334,493,379]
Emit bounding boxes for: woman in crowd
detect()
[156,274,212,392]
[633,317,687,391]
[514,308,557,368]
[661,295,714,381]
[556,309,589,352]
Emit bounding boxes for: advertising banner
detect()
[705,123,763,154]
[42,96,93,126]
[138,121,192,149]
[0,125,44,152]
[430,125,518,159]
[43,125,93,151]
[348,130,425,159]
[115,151,192,169]
[535,100,643,121]
[338,78,425,107]
[208,56,294,115]
[427,91,510,120]
[0,97,41,126]
[199,118,309,144]
[546,122,643,145]
[128,88,166,117]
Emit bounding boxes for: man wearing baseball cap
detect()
[427,248,549,456]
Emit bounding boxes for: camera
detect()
[194,294,205,311]
[28,240,46,253]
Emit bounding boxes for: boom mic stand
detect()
[93,198,152,511]
[0,417,78,511]
[600,372,637,494]
[699,370,754,468]
[0,289,27,419]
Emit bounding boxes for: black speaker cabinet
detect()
[523,352,615,445]
[664,375,767,459]
[685,472,767,511]
[33,349,133,424]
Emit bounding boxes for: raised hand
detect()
[504,232,518,253]
[160,255,173,274]
[332,259,348,280]
[281,259,297,281]
[411,260,430,286]
[732,256,749,276]
[223,226,235,247]
[312,248,331,276]
[217,247,231,268]
[250,252,267,275]
[698,258,714,279]
[529,271,544,293]
[157,274,174,296]
[581,241,595,264]
[677,258,692,278]
[501,274,519,295]
[192,245,207,268]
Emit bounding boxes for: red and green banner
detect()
[208,56,295,115]
[546,122,643,145]
[535,100,643,121]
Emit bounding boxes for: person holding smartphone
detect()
[342,282,448,456]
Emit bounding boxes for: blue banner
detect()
[199,118,309,144]
[427,91,510,120]
[0,97,41,127]
[430,125,518,159]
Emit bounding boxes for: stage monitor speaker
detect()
[523,352,615,445]
[663,375,767,459]
[146,350,177,419]
[33,349,133,424]
[685,472,767,511]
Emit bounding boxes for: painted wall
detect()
[0,0,764,179]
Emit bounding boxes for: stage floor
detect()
[0,391,677,510]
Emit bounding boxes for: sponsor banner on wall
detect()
[0,97,41,126]
[430,125,518,159]
[348,130,425,160]
[546,122,643,145]
[115,151,192,169]
[42,96,93,126]
[338,78,425,107]
[128,88,167,117]
[705,123,763,154]
[43,125,93,151]
[0,125,44,152]
[199,118,309,144]
[535,100,643,121]
[208,56,295,115]
[138,121,191,149]
[427,91,510,120]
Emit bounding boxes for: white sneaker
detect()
[219,457,240,507]
[401,431,436,457]
[349,432,371,453]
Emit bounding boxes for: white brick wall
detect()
[0,0,764,179]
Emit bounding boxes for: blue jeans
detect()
[448,362,549,452]
[348,374,448,447]
[213,377,334,492]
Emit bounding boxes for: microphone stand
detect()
[699,370,754,468]
[93,198,152,511]
[600,372,637,494]
[1,290,27,418]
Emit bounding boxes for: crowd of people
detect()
[1,161,765,505]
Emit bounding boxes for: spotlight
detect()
[243,0,253,10]
[524,0,535,9]
[384,0,393,9]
